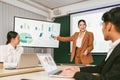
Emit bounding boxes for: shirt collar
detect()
[109,38,120,50]
[7,43,19,51]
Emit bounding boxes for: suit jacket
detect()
[57,31,94,63]
[73,43,120,80]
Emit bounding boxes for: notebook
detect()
[37,53,72,78]
[5,53,39,70]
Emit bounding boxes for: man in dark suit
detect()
[60,7,120,80]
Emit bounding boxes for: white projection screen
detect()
[70,4,120,53]
[14,17,60,48]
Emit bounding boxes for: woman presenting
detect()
[54,19,94,64]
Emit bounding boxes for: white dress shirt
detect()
[76,31,86,48]
[105,39,120,61]
[0,44,23,68]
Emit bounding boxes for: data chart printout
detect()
[14,17,60,48]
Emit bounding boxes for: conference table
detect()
[0,66,74,80]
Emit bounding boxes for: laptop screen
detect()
[17,53,39,69]
[38,53,57,73]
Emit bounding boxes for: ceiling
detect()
[29,0,90,9]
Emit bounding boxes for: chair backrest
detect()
[0,45,7,62]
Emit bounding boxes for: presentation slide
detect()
[70,10,112,53]
[14,17,60,48]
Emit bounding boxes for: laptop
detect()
[5,53,39,70]
[37,53,72,78]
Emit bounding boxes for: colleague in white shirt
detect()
[0,31,23,68]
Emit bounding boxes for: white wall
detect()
[2,0,120,19]
[0,1,53,54]
[52,0,120,17]
[1,0,50,18]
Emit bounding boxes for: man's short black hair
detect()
[102,7,120,32]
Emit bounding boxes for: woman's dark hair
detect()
[6,31,18,44]
[102,7,120,32]
[78,19,86,26]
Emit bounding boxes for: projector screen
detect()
[70,5,120,53]
[14,17,60,48]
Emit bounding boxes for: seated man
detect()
[59,7,120,80]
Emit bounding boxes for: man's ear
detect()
[106,22,112,31]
